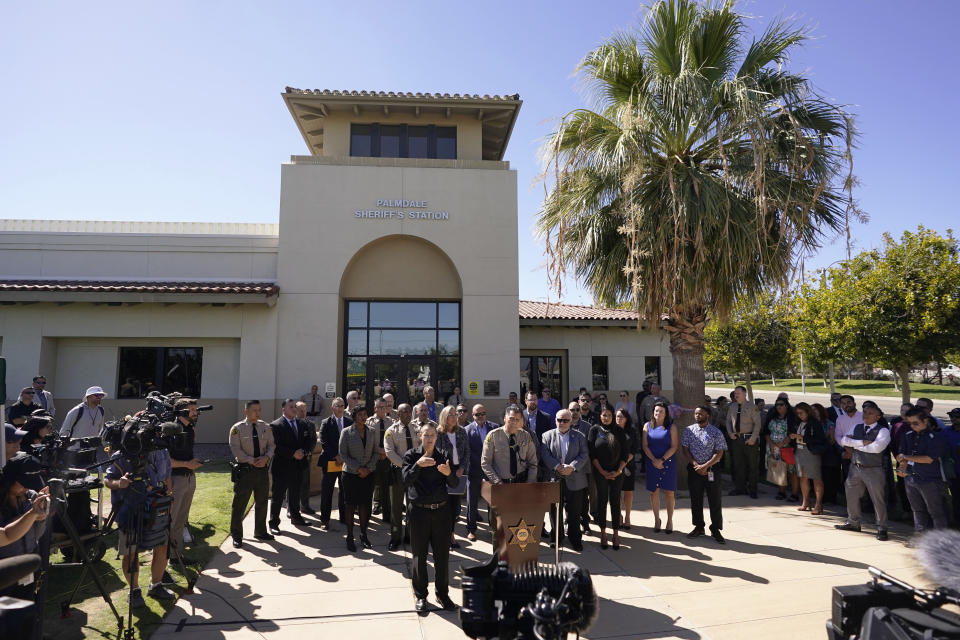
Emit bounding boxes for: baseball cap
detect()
[4,424,28,443]
[84,386,107,398]
[948,408,960,417]
[20,386,35,396]
[1,453,46,491]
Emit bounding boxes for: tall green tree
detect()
[704,293,791,399]
[538,0,854,413]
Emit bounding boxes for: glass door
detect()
[368,356,434,406]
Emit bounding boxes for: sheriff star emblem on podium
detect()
[507,518,538,551]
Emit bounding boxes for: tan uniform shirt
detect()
[726,402,762,440]
[384,421,422,467]
[480,426,539,484]
[229,419,276,464]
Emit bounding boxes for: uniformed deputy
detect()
[480,404,539,485]
[384,403,421,550]
[370,397,395,518]
[414,402,438,432]
[480,404,539,535]
[229,399,276,548]
[402,423,458,613]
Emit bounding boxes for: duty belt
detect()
[414,501,446,510]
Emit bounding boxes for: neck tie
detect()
[311,396,317,414]
[379,419,386,445]
[735,405,742,434]
[289,418,298,438]
[251,422,261,457]
[509,433,518,478]
[338,417,343,432]
[405,424,414,452]
[36,391,46,409]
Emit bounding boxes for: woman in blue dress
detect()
[642,402,679,533]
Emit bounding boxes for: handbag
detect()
[766,457,788,485]
[780,446,796,465]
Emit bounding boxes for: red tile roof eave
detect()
[0,280,279,296]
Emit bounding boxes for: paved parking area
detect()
[154,484,926,640]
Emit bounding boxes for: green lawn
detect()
[705,378,960,401]
[39,462,234,640]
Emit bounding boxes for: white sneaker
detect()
[183,527,192,543]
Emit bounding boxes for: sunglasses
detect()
[456,409,467,413]
[23,391,35,395]
[556,418,571,423]
[474,412,487,417]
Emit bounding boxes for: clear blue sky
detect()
[2,1,956,304]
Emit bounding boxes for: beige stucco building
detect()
[0,89,670,442]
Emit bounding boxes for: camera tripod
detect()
[33,477,124,640]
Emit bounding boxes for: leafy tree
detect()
[704,293,791,399]
[845,227,960,401]
[791,227,960,401]
[538,0,854,414]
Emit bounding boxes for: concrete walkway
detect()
[154,485,928,640]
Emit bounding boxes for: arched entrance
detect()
[339,235,462,408]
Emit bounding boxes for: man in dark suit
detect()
[269,398,317,534]
[522,391,553,443]
[464,404,498,542]
[318,396,353,529]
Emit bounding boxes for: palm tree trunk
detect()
[665,305,707,422]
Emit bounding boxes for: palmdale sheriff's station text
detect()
[355,199,450,220]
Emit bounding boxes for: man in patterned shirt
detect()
[682,405,728,544]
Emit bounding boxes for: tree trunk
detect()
[664,304,707,423]
[828,362,836,393]
[897,365,911,404]
[744,370,754,402]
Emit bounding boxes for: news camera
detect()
[460,559,597,640]
[99,391,211,460]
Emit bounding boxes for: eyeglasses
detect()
[35,381,46,385]
[619,394,627,398]
[474,412,487,417]
[456,409,467,413]
[556,418,571,423]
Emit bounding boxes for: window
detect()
[519,355,563,405]
[117,347,203,398]
[349,124,457,159]
[645,356,662,385]
[592,356,609,390]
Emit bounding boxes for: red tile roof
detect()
[284,88,521,102]
[518,300,639,322]
[0,280,279,295]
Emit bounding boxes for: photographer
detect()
[168,398,202,561]
[18,412,53,453]
[103,448,174,607]
[0,453,51,601]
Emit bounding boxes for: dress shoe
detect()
[253,533,275,541]
[415,598,429,614]
[450,541,461,549]
[346,537,357,552]
[301,506,317,515]
[232,538,243,548]
[388,541,401,551]
[268,525,281,536]
[834,522,861,532]
[687,527,705,538]
[876,529,889,541]
[437,595,457,611]
[571,541,584,552]
[466,532,477,542]
[612,537,620,550]
[728,489,743,496]
[319,521,330,531]
[403,534,410,544]
[360,534,373,549]
[372,505,382,515]
[291,518,312,526]
[711,529,726,544]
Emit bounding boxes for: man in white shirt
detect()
[834,402,891,540]
[834,394,863,483]
[60,386,107,439]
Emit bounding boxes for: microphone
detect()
[914,529,960,593]
[0,554,41,591]
[196,404,214,412]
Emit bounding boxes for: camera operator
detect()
[6,388,43,427]
[168,398,202,562]
[0,454,51,601]
[18,413,53,453]
[103,448,175,607]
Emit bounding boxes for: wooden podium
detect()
[481,481,559,570]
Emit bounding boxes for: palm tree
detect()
[539,0,854,414]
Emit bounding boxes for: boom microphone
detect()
[0,554,41,591]
[914,529,960,593]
